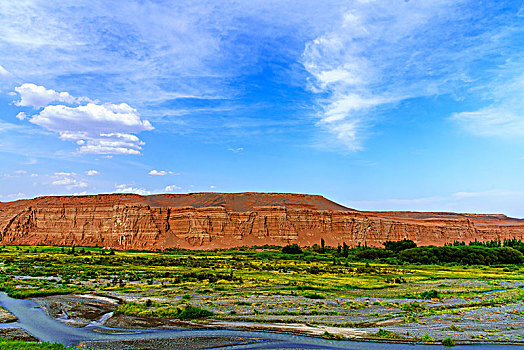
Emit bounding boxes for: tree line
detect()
[282,238,524,265]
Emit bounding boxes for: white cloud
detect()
[0,65,12,79]
[452,190,524,199]
[164,185,182,192]
[302,1,522,150]
[350,189,524,217]
[149,170,167,176]
[11,82,153,155]
[28,98,153,155]
[114,184,151,195]
[210,185,216,189]
[0,1,351,121]
[54,172,76,176]
[14,83,88,108]
[85,170,99,176]
[32,102,152,134]
[452,108,524,137]
[6,192,25,199]
[2,170,28,178]
[51,172,88,189]
[149,170,178,176]
[51,178,88,188]
[227,147,244,152]
[452,73,524,137]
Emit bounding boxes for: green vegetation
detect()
[0,241,522,302]
[322,331,344,340]
[419,290,440,299]
[177,305,214,319]
[420,334,434,342]
[282,244,303,254]
[442,337,456,347]
[115,300,213,319]
[383,239,417,252]
[449,324,462,332]
[0,240,522,345]
[376,328,397,338]
[399,246,523,265]
[0,338,72,350]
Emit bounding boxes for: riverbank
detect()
[0,306,16,324]
[1,291,524,349]
[34,289,524,346]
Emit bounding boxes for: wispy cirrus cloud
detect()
[2,0,523,155]
[302,1,524,150]
[0,1,344,123]
[0,64,12,79]
[351,189,524,217]
[452,71,524,137]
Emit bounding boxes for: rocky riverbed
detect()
[29,282,524,346]
[79,336,265,349]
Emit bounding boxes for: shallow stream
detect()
[0,292,520,349]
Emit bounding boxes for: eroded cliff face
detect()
[1,193,523,250]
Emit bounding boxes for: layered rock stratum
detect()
[1,192,523,250]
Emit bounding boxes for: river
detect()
[0,293,520,349]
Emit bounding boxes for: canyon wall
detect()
[1,193,524,250]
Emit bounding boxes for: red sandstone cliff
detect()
[1,192,523,250]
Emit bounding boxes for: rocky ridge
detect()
[1,192,523,250]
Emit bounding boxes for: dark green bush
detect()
[356,248,393,260]
[383,239,417,252]
[177,305,214,319]
[398,246,523,265]
[282,244,303,254]
[419,290,440,299]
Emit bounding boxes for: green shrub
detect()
[177,305,213,319]
[442,337,455,347]
[282,244,302,254]
[421,334,434,342]
[383,239,417,252]
[322,331,343,340]
[449,324,462,332]
[420,290,440,299]
[399,302,425,313]
[302,292,325,299]
[355,248,393,260]
[116,302,213,319]
[376,329,396,338]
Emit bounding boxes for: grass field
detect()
[0,245,522,301]
[0,244,523,345]
[0,338,72,349]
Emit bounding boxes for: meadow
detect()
[0,241,523,346]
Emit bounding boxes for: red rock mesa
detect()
[1,192,523,250]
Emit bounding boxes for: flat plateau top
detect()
[1,192,523,224]
[0,192,352,212]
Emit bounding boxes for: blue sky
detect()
[1,0,524,216]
